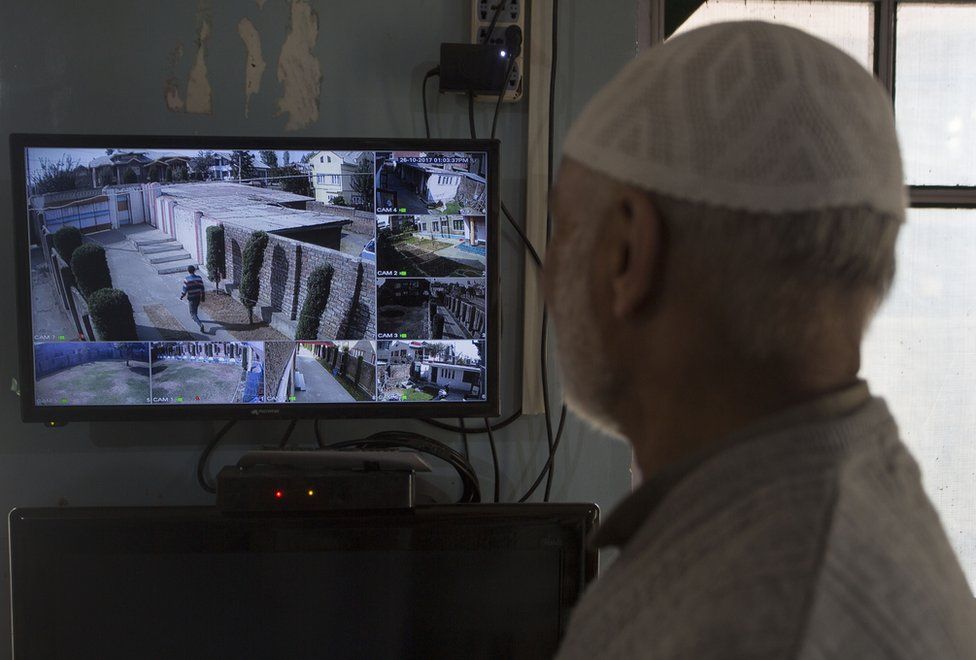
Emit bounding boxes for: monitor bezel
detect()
[10,134,501,423]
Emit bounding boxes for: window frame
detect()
[648,0,976,210]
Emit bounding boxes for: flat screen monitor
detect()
[9,504,598,660]
[9,135,499,422]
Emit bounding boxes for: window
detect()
[319,156,324,163]
[453,218,464,231]
[316,174,326,184]
[327,155,332,163]
[671,0,875,71]
[661,0,976,588]
[895,3,976,186]
[330,175,341,185]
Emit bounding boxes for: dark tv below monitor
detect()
[8,504,598,660]
[9,134,499,422]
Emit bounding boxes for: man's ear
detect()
[611,189,662,319]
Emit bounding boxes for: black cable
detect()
[518,405,567,502]
[490,51,517,141]
[459,417,470,459]
[328,430,481,503]
[468,91,478,139]
[486,417,500,502]
[313,418,324,448]
[500,201,543,268]
[196,420,236,494]
[277,418,298,448]
[483,0,508,44]
[420,408,523,433]
[541,308,555,500]
[422,67,440,140]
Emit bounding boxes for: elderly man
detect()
[548,21,976,660]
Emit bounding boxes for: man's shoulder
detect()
[558,436,976,660]
[796,452,976,659]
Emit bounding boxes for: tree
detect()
[88,289,136,340]
[30,156,81,195]
[205,225,226,291]
[350,156,375,210]
[240,231,269,324]
[52,226,84,263]
[279,164,312,197]
[295,265,334,340]
[331,196,347,206]
[190,150,216,180]
[259,150,279,169]
[70,244,112,299]
[231,150,257,182]
[282,151,291,166]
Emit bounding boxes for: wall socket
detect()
[470,0,524,102]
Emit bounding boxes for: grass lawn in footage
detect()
[150,360,245,404]
[380,234,486,278]
[36,360,150,406]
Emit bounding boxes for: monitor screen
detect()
[10,136,499,421]
[9,505,598,660]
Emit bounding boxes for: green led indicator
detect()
[176,396,184,402]
[399,271,407,276]
[289,396,297,402]
[400,333,407,338]
[58,335,66,341]
[398,207,407,213]
[60,398,68,404]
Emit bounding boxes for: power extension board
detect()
[471,0,524,102]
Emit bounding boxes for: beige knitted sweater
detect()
[557,386,976,659]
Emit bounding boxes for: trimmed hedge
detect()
[52,226,84,263]
[295,264,334,340]
[240,230,269,321]
[70,243,112,299]
[205,224,226,289]
[88,288,137,340]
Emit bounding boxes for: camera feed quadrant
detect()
[150,341,265,404]
[376,340,486,403]
[33,342,151,406]
[263,340,377,403]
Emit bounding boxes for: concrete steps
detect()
[141,243,185,255]
[157,263,198,275]
[149,251,192,265]
[133,236,178,247]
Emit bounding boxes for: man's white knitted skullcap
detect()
[563,21,906,220]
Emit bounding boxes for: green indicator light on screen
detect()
[58,335,66,340]
[289,396,296,402]
[400,333,407,339]
[60,398,68,404]
[176,396,184,402]
[399,271,407,276]
[399,207,406,213]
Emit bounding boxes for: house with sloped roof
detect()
[309,150,372,207]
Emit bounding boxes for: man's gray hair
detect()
[651,193,902,362]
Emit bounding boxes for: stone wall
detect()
[223,224,376,340]
[319,345,376,396]
[264,341,296,402]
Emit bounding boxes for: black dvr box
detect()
[217,465,415,512]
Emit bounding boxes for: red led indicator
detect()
[274,490,284,499]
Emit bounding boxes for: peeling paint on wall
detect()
[164,44,185,112]
[275,0,321,131]
[238,18,266,119]
[185,17,213,114]
[164,2,214,116]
